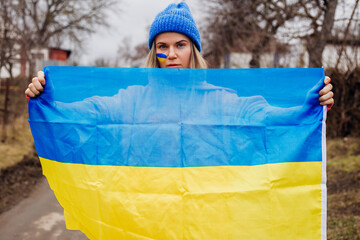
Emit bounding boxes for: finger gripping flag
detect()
[29,67,327,240]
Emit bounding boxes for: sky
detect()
[76,0,202,65]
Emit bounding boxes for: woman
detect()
[25,2,334,109]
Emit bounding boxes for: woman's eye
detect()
[177,43,185,48]
[159,45,167,49]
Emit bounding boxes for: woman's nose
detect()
[168,46,177,59]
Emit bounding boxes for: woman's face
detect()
[155,32,192,68]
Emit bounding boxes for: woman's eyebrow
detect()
[176,40,188,44]
[156,42,166,45]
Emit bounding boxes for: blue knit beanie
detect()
[148,2,201,52]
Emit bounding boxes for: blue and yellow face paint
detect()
[156,53,167,63]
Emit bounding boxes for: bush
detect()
[326,67,360,137]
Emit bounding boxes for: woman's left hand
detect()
[319,76,334,111]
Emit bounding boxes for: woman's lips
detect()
[167,64,181,68]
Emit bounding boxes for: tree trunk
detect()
[250,35,271,68]
[306,0,338,67]
[1,78,9,142]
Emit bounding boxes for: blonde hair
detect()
[145,42,208,69]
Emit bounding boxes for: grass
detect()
[0,115,34,170]
[327,137,360,240]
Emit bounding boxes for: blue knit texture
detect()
[148,2,201,52]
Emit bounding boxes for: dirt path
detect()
[0,177,88,240]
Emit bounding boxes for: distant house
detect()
[0,47,71,79]
[27,47,72,76]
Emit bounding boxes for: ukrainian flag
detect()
[29,67,327,240]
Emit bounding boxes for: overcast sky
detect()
[76,0,202,65]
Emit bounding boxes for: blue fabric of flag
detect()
[29,67,325,167]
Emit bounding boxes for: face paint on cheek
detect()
[156,53,167,63]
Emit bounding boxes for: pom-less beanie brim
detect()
[148,2,201,52]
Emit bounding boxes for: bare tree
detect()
[201,0,346,68]
[113,40,148,67]
[0,0,118,141]
[0,0,18,77]
[249,1,301,67]
[299,0,338,67]
[0,0,20,141]
[334,0,360,70]
[201,0,299,68]
[201,0,257,67]
[0,0,118,78]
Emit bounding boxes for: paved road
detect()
[0,177,88,240]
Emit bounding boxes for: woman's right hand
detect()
[25,71,46,98]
